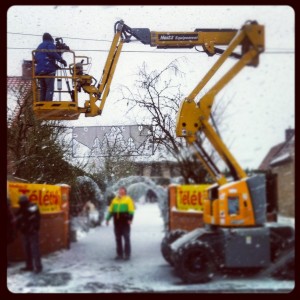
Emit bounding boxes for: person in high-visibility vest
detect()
[106,186,135,260]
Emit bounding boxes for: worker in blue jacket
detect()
[35,32,67,101]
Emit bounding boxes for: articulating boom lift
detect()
[31,20,294,282]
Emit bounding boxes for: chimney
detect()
[285,128,294,141]
[22,60,32,80]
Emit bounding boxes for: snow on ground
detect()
[278,215,295,227]
[7,203,294,293]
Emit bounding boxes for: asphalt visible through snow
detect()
[7,203,294,293]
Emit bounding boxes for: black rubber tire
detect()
[269,228,295,280]
[176,240,215,283]
[161,229,187,265]
[271,248,295,280]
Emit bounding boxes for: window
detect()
[228,196,239,215]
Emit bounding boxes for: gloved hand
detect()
[60,59,67,67]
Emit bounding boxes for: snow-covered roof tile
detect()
[259,130,294,170]
[270,152,291,166]
[258,143,285,170]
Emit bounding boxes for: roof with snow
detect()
[259,132,294,170]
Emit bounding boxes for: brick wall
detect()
[272,159,295,217]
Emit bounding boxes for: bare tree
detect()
[119,60,230,183]
[86,135,138,187]
[7,84,86,184]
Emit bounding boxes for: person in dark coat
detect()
[7,198,16,245]
[7,198,16,267]
[35,32,67,101]
[16,195,43,273]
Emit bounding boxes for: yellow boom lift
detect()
[31,20,294,282]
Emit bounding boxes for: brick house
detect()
[259,129,295,217]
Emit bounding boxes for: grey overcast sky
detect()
[7,5,295,169]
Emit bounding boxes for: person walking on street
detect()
[16,195,43,273]
[35,32,67,101]
[106,187,135,261]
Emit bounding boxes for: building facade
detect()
[134,160,181,179]
[259,129,295,217]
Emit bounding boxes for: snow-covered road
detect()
[7,203,294,293]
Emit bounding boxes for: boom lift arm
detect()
[120,20,264,185]
[175,21,264,184]
[90,20,265,228]
[72,20,263,118]
[32,19,264,191]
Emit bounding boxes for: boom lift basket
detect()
[31,50,91,120]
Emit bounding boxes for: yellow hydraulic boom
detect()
[175,21,264,185]
[31,20,265,227]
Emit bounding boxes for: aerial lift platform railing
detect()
[31,21,124,120]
